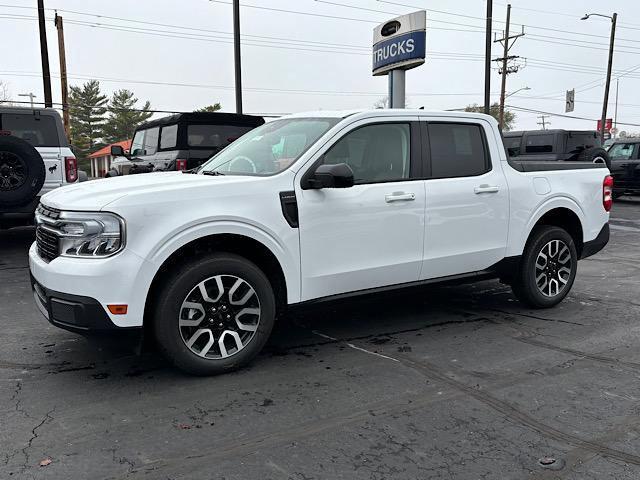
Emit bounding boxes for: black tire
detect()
[153,253,276,375]
[511,226,578,309]
[0,135,46,206]
[578,146,610,169]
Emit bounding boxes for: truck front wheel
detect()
[511,226,578,308]
[153,253,276,375]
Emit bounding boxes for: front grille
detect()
[36,226,60,262]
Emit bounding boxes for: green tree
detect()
[103,89,153,144]
[464,103,516,131]
[195,103,222,112]
[68,80,108,159]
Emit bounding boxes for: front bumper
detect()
[581,223,609,260]
[31,275,122,332]
[29,242,152,329]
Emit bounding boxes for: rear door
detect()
[0,112,63,193]
[420,119,509,279]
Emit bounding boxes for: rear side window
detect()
[566,133,600,154]
[428,123,489,178]
[1,114,59,147]
[504,135,522,157]
[187,124,254,148]
[143,127,159,155]
[525,134,554,154]
[160,124,178,149]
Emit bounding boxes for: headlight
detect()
[36,210,126,258]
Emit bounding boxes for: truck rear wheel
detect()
[511,226,577,308]
[153,253,276,375]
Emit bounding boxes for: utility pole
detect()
[54,13,70,137]
[601,13,617,142]
[537,115,550,130]
[232,0,243,114]
[37,0,53,108]
[614,77,619,137]
[484,0,492,115]
[494,4,524,130]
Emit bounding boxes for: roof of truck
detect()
[137,112,265,130]
[505,129,599,136]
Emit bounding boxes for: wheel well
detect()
[533,208,583,256]
[143,234,288,327]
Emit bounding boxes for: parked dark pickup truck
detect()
[607,138,640,198]
[504,129,610,169]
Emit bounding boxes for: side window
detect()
[608,143,635,160]
[524,134,554,154]
[143,127,159,155]
[130,129,145,156]
[160,124,178,149]
[503,135,522,157]
[323,123,410,184]
[567,133,599,154]
[428,123,489,178]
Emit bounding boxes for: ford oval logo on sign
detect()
[372,11,426,76]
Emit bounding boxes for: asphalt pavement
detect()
[2,198,640,480]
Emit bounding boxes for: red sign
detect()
[597,118,613,132]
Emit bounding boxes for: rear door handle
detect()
[474,184,500,194]
[385,192,415,203]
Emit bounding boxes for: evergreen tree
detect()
[103,89,153,144]
[195,103,222,112]
[464,103,516,131]
[68,80,108,159]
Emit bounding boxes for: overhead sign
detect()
[372,11,426,76]
[565,89,575,113]
[597,118,613,132]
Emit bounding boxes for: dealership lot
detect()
[1,199,640,479]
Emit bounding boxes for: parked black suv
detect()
[504,129,610,169]
[606,138,640,198]
[110,112,265,174]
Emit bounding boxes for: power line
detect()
[508,105,640,127]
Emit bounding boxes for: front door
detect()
[420,120,509,279]
[296,120,425,301]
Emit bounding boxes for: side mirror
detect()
[306,163,354,189]
[111,145,126,157]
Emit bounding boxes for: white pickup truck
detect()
[29,110,612,375]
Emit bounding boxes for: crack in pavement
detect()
[18,407,56,474]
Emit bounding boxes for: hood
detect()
[41,172,263,211]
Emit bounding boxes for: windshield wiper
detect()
[201,170,225,176]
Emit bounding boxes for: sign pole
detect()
[389,70,405,108]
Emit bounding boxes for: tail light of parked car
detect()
[603,175,614,212]
[65,156,78,183]
[176,159,187,171]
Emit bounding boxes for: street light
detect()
[505,86,531,99]
[18,92,37,108]
[581,12,617,142]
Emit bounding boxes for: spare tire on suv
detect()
[578,146,611,169]
[0,135,46,207]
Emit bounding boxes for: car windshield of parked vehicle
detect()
[1,113,59,147]
[199,118,339,176]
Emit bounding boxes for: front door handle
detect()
[474,184,500,194]
[385,192,416,203]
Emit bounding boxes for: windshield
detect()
[199,117,339,176]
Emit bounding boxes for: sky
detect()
[2,0,640,133]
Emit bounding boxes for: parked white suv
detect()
[29,110,612,375]
[0,107,78,228]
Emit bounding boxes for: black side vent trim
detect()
[279,191,299,228]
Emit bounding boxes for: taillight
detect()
[65,157,78,183]
[603,175,614,212]
[175,159,187,171]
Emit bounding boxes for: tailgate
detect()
[37,147,63,194]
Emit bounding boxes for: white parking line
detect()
[312,330,399,363]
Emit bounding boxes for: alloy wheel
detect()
[534,239,573,297]
[0,152,28,191]
[179,275,261,359]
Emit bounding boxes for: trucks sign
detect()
[372,11,426,76]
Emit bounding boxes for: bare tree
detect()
[0,81,12,105]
